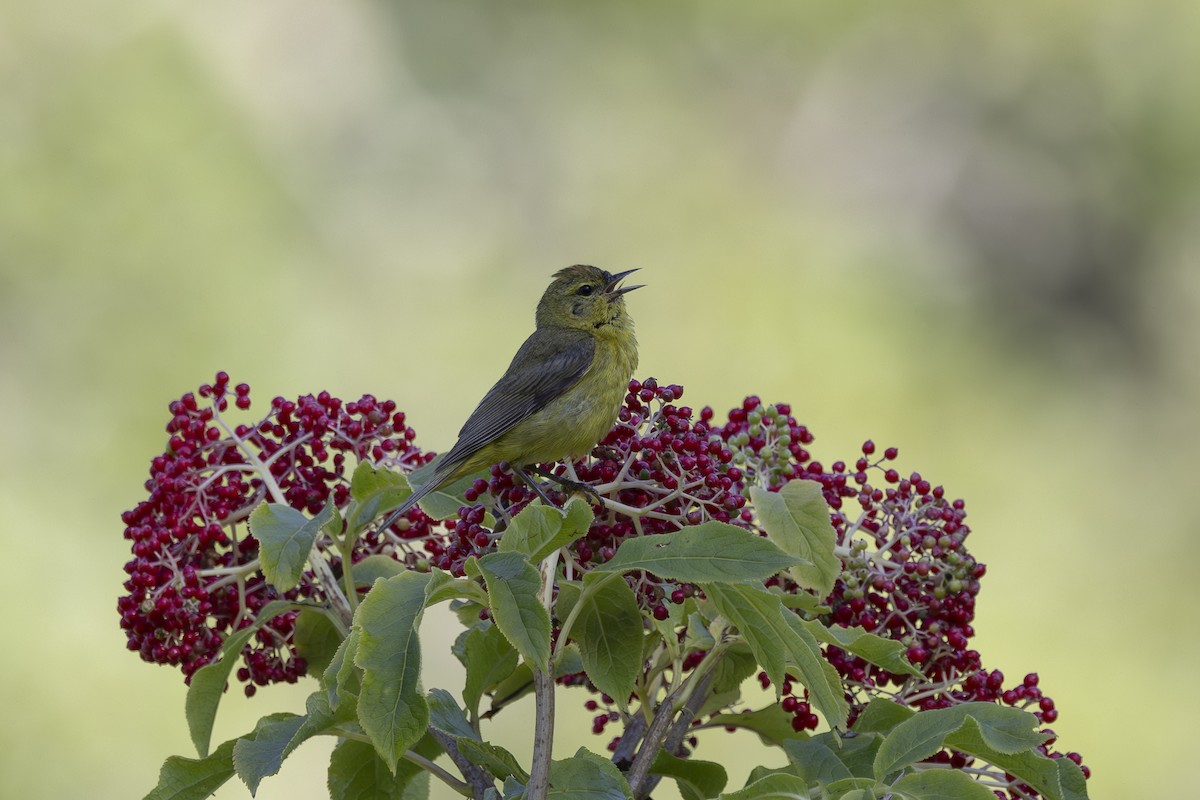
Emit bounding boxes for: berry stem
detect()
[211,406,354,626]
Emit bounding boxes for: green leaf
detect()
[649,751,727,800]
[485,661,534,715]
[458,739,530,782]
[475,551,551,672]
[827,734,883,779]
[327,738,429,800]
[852,698,916,735]
[892,769,997,800]
[498,502,561,560]
[462,622,519,717]
[1055,757,1091,800]
[185,599,297,757]
[427,688,478,741]
[498,497,594,563]
[249,500,336,592]
[350,555,406,587]
[780,737,853,785]
[705,583,848,730]
[426,569,490,607]
[685,611,717,651]
[347,463,412,536]
[417,472,487,521]
[231,713,307,795]
[561,496,595,540]
[781,613,851,731]
[874,703,1049,780]
[942,714,1072,800]
[750,481,840,597]
[353,572,433,773]
[592,522,799,583]
[718,773,810,800]
[323,629,362,711]
[705,704,805,747]
[144,738,236,800]
[800,619,922,677]
[821,778,878,797]
[294,608,344,676]
[548,748,633,799]
[572,573,643,708]
[708,641,758,695]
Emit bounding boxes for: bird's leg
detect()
[514,465,565,508]
[525,464,604,507]
[591,445,623,462]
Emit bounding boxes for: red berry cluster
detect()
[117,373,430,693]
[490,385,1087,793]
[118,375,1087,794]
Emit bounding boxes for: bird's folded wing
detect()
[439,326,596,466]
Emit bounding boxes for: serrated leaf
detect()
[500,497,593,563]
[548,748,633,799]
[706,705,805,747]
[462,622,519,717]
[781,612,851,731]
[718,772,810,800]
[800,618,922,677]
[427,688,478,741]
[943,715,1071,800]
[186,599,298,757]
[498,502,561,560]
[426,568,490,607]
[353,572,432,773]
[294,608,344,676]
[780,737,853,785]
[486,661,534,716]
[249,500,336,592]
[323,629,361,711]
[232,713,307,795]
[649,751,727,800]
[476,551,550,671]
[874,703,1049,780]
[751,481,840,597]
[458,739,530,782]
[1055,756,1090,800]
[829,734,883,779]
[593,522,799,582]
[347,463,412,537]
[327,738,429,800]
[708,641,758,695]
[851,697,915,735]
[417,472,487,521]
[822,778,877,797]
[144,738,236,800]
[685,612,717,651]
[892,768,997,800]
[350,555,406,587]
[705,583,848,730]
[573,573,643,708]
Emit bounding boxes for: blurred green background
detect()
[3,0,1197,797]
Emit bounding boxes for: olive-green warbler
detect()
[381,265,641,527]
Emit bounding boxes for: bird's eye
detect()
[577,285,594,297]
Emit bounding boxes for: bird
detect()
[379,265,641,530]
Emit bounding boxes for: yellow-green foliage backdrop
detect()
[3,1,1196,798]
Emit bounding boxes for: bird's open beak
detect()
[605,268,643,298]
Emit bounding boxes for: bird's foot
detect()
[522,465,605,508]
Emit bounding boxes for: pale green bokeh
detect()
[3,1,1197,797]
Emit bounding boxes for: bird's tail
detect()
[377,455,453,532]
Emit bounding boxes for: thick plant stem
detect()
[527,666,556,799]
[527,549,561,799]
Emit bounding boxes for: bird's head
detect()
[535,265,642,333]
